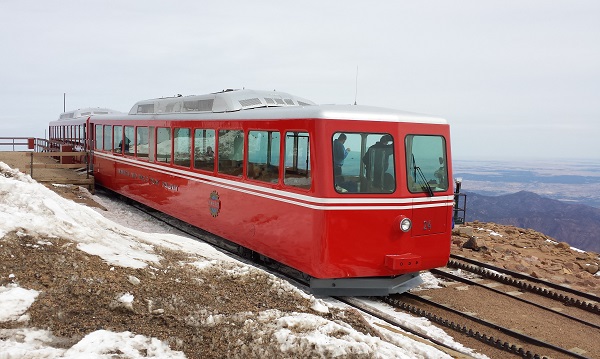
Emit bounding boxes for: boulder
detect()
[584,264,599,275]
[453,226,473,237]
[462,236,487,252]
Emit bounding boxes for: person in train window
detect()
[434,156,447,186]
[206,146,214,157]
[119,137,131,153]
[333,133,351,176]
[363,134,393,188]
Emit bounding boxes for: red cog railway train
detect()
[49,89,454,296]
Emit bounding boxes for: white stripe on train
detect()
[94,152,454,210]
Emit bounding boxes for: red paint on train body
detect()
[50,89,454,295]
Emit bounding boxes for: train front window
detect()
[333,132,395,194]
[406,135,448,193]
[248,130,280,183]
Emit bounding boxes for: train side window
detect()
[284,131,311,189]
[174,128,191,167]
[95,124,103,150]
[247,130,280,183]
[80,125,86,143]
[113,125,123,153]
[136,126,149,159]
[218,129,244,176]
[406,135,448,193]
[124,126,134,155]
[193,129,216,171]
[156,127,172,163]
[333,132,395,194]
[103,125,112,152]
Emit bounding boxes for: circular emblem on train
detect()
[208,191,221,217]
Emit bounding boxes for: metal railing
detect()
[0,137,34,151]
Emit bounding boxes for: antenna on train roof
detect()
[354,65,358,105]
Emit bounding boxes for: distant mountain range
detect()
[463,191,600,253]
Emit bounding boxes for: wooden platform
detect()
[0,151,94,192]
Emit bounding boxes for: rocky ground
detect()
[451,221,599,296]
[0,228,379,358]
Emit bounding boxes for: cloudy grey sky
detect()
[1,0,598,160]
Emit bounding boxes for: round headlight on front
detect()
[400,217,412,232]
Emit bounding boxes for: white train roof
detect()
[121,88,447,124]
[58,107,123,121]
[108,104,447,125]
[128,89,316,115]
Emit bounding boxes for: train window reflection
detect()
[284,131,311,189]
[103,125,112,152]
[406,135,448,193]
[248,130,280,183]
[136,126,149,159]
[95,124,102,150]
[194,129,215,171]
[174,128,191,167]
[218,129,244,176]
[124,126,134,155]
[156,127,172,163]
[113,125,122,153]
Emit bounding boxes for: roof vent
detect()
[239,98,262,107]
[183,99,214,112]
[137,104,155,114]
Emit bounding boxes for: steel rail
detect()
[430,268,600,330]
[449,254,600,314]
[389,293,591,359]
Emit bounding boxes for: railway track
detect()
[401,254,600,358]
[385,293,592,359]
[448,254,600,315]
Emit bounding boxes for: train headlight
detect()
[400,217,412,232]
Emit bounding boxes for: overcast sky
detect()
[1,0,598,161]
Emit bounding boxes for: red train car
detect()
[52,89,454,296]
